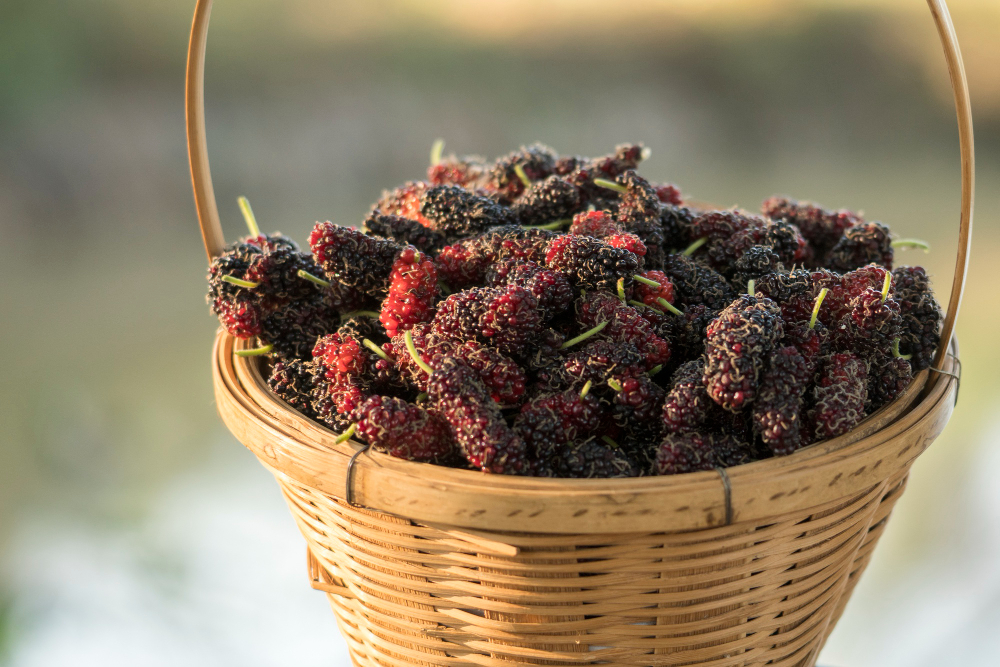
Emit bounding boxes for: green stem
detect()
[437,281,452,296]
[628,299,656,312]
[415,392,428,403]
[601,435,619,449]
[592,178,626,194]
[363,338,390,361]
[297,269,331,287]
[647,364,663,378]
[340,310,380,322]
[513,163,532,188]
[809,288,829,329]
[747,279,755,297]
[658,297,683,316]
[525,218,571,230]
[892,338,912,360]
[221,275,260,289]
[430,138,445,166]
[891,238,930,252]
[881,271,892,303]
[681,237,707,256]
[616,278,627,303]
[579,380,593,399]
[560,320,609,349]
[237,196,261,238]
[607,378,623,392]
[632,274,661,288]
[404,329,434,375]
[235,344,273,357]
[335,423,357,444]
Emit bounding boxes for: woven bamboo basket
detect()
[187,1,974,664]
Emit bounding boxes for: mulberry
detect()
[427,154,487,188]
[608,374,666,438]
[753,346,812,456]
[832,286,902,359]
[762,196,860,262]
[892,266,942,371]
[661,359,713,433]
[432,287,493,341]
[634,270,675,309]
[485,143,558,203]
[576,292,671,368]
[352,395,453,462]
[661,254,734,310]
[309,222,401,296]
[545,234,641,293]
[268,358,321,417]
[549,439,640,478]
[570,210,622,238]
[810,353,868,441]
[730,245,785,291]
[659,204,698,250]
[260,296,342,359]
[379,248,438,339]
[563,339,646,386]
[827,222,894,272]
[616,170,666,269]
[374,181,431,226]
[510,176,582,226]
[868,352,913,409]
[479,284,544,357]
[420,185,517,238]
[654,432,751,475]
[514,386,604,460]
[703,294,784,412]
[655,183,683,206]
[427,358,528,474]
[363,213,446,254]
[485,258,572,320]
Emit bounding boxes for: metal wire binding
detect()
[716,467,733,526]
[345,442,372,507]
[929,354,962,406]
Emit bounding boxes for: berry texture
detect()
[703,295,785,412]
[545,234,641,293]
[374,181,431,226]
[363,213,446,254]
[352,395,454,462]
[309,222,402,296]
[868,353,913,409]
[260,295,342,359]
[379,248,439,339]
[752,346,812,456]
[831,288,902,360]
[827,222,894,272]
[660,254,735,310]
[659,205,698,250]
[569,210,622,238]
[616,170,666,269]
[535,439,639,479]
[510,176,582,226]
[654,432,752,475]
[485,143,558,203]
[485,259,572,320]
[268,358,321,417]
[479,284,544,357]
[427,358,528,474]
[634,270,675,309]
[730,245,785,291]
[762,197,860,262]
[563,339,646,387]
[514,388,604,460]
[810,353,868,441]
[427,154,487,187]
[661,359,713,433]
[609,374,666,438]
[420,185,518,238]
[576,292,671,368]
[892,266,942,371]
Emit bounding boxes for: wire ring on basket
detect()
[929,354,962,406]
[715,467,733,525]
[344,442,371,507]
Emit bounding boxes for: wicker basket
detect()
[186,1,974,664]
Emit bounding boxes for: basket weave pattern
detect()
[280,469,908,666]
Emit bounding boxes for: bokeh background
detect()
[1,0,998,664]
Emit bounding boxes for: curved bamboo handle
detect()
[185,0,974,373]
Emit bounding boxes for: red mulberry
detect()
[427,154,487,187]
[569,210,622,238]
[810,353,868,441]
[563,339,646,386]
[545,234,641,293]
[374,181,431,227]
[485,258,572,320]
[609,373,666,437]
[479,284,544,357]
[634,270,675,309]
[832,287,902,359]
[576,292,671,368]
[379,248,438,339]
[352,395,453,462]
[309,222,401,296]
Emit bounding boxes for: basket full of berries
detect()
[188,1,972,664]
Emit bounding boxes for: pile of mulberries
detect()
[206,142,942,477]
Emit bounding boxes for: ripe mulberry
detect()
[659,204,698,250]
[420,185,517,238]
[655,183,683,206]
[352,395,453,462]
[654,432,752,475]
[379,248,438,339]
[260,296,342,359]
[762,196,860,262]
[609,373,666,438]
[563,339,646,386]
[827,222,894,272]
[309,222,401,296]
[832,287,902,360]
[570,210,622,238]
[363,213,446,254]
[892,266,942,371]
[479,284,544,357]
[432,287,493,341]
[211,294,262,339]
[810,353,868,441]
[616,170,667,269]
[661,359,713,433]
[868,352,913,409]
[485,143,558,203]
[268,358,321,417]
[576,292,671,368]
[753,346,812,456]
[485,258,572,320]
[427,154,487,188]
[514,387,604,460]
[660,254,734,310]
[730,245,785,291]
[436,226,556,288]
[634,270,675,309]
[374,181,431,227]
[703,294,785,412]
[427,358,528,474]
[545,234,641,293]
[510,176,582,226]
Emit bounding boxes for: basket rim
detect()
[214,331,959,534]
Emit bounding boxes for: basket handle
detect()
[186,0,973,373]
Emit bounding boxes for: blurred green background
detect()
[1,1,998,664]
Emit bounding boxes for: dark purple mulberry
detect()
[352,395,453,462]
[535,438,639,479]
[486,258,572,320]
[654,432,752,475]
[514,387,604,460]
[363,213,446,254]
[545,234,640,293]
[753,346,812,456]
[661,254,735,310]
[616,170,666,269]
[827,222,894,272]
[309,222,402,296]
[661,359,713,433]
[730,245,785,291]
[485,143,558,203]
[419,185,517,238]
[510,176,582,226]
[762,196,860,262]
[892,266,942,371]
[260,295,342,359]
[268,358,321,417]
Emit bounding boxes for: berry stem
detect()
[616,277,627,304]
[221,275,260,289]
[525,218,571,230]
[297,269,331,287]
[340,310,380,322]
[437,281,452,295]
[607,378,623,392]
[592,178,626,194]
[404,329,435,375]
[657,297,683,316]
[237,196,261,238]
[747,279,755,297]
[629,299,660,313]
[892,338,913,360]
[881,271,892,304]
[430,138,445,166]
[632,274,661,288]
[513,163,532,188]
[579,380,593,399]
[363,338,390,361]
[809,287,830,329]
[235,344,273,357]
[891,238,930,252]
[415,392,429,403]
[601,435,619,449]
[560,320,609,349]
[335,423,357,444]
[681,237,707,256]
[647,364,663,377]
